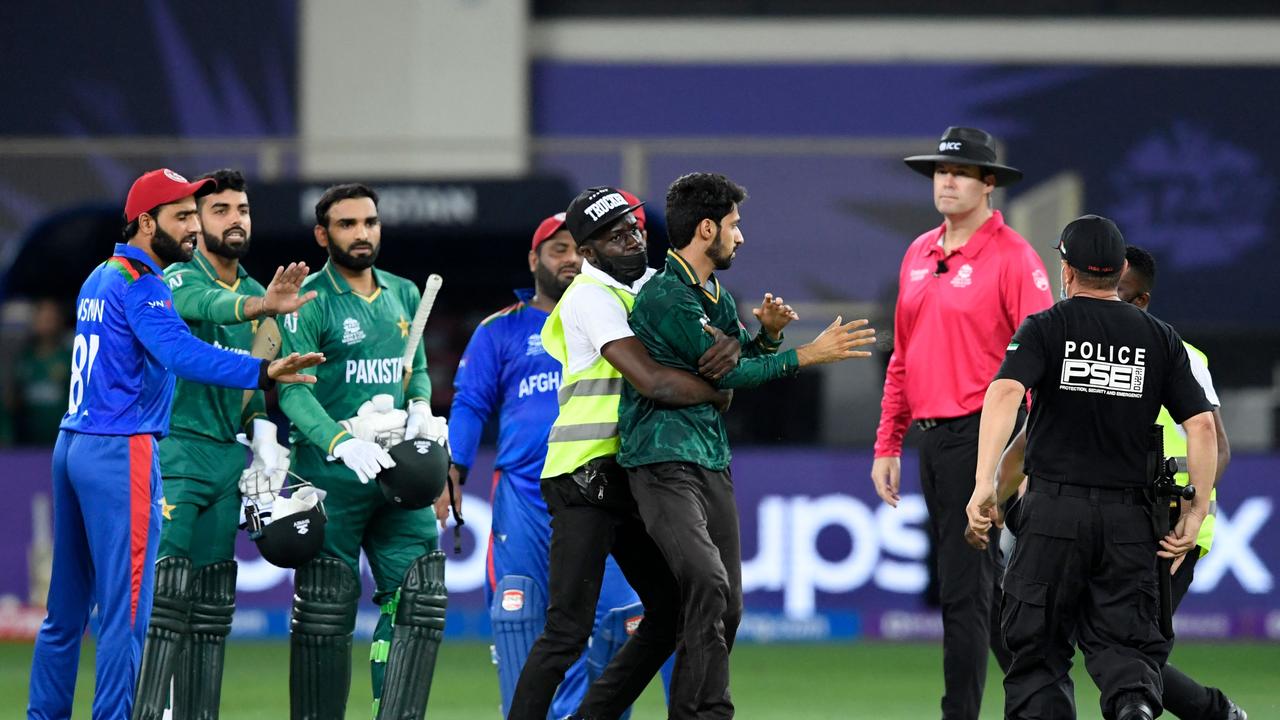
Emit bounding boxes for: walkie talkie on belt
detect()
[1148,424,1196,638]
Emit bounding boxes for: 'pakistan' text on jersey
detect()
[450,289,561,509]
[163,250,268,442]
[61,244,265,437]
[278,262,430,465]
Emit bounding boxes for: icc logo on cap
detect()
[939,141,962,151]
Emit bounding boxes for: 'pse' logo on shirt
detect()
[1059,340,1146,397]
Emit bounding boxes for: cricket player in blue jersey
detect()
[27,168,323,720]
[445,207,669,719]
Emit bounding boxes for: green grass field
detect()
[3,640,1276,718]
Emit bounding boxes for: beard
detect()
[534,260,577,301]
[707,233,735,270]
[204,227,250,259]
[152,226,196,266]
[329,239,379,271]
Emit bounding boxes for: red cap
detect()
[124,169,215,222]
[531,212,568,251]
[619,189,646,229]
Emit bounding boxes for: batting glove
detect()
[404,400,448,446]
[235,418,289,475]
[332,437,396,484]
[339,394,408,447]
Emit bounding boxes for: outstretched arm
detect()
[602,337,729,410]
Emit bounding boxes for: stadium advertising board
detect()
[2,449,1275,641]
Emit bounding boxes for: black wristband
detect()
[451,463,469,486]
[258,359,275,391]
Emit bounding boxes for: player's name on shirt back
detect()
[77,298,105,322]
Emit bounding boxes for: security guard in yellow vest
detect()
[1118,245,1245,720]
[508,187,736,720]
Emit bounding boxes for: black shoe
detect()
[1116,701,1154,720]
[1226,698,1248,720]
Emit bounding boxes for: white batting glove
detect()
[247,419,288,474]
[331,438,395,484]
[404,400,448,446]
[339,394,408,447]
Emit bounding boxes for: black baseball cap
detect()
[564,186,645,245]
[1056,215,1126,275]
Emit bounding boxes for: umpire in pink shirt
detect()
[871,127,1054,719]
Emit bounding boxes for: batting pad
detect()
[490,574,546,716]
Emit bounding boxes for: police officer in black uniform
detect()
[965,215,1217,720]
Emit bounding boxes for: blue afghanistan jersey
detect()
[60,243,264,437]
[450,289,560,509]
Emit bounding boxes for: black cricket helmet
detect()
[249,480,327,569]
[377,437,450,510]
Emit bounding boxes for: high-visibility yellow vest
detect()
[1157,341,1217,556]
[540,273,636,479]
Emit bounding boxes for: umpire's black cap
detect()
[564,187,645,245]
[904,127,1023,187]
[1057,215,1126,275]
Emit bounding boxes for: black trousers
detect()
[1164,551,1234,719]
[629,462,742,720]
[1002,482,1174,720]
[508,471,681,720]
[919,414,1013,720]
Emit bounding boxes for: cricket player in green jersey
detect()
[133,169,320,720]
[615,172,877,717]
[279,183,450,719]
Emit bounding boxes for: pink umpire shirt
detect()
[874,210,1054,457]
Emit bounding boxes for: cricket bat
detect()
[242,316,283,410]
[402,274,443,392]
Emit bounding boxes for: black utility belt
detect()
[915,411,980,432]
[1028,477,1146,505]
[568,456,636,513]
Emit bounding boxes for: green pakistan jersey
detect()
[164,250,268,441]
[618,249,799,471]
[278,261,430,471]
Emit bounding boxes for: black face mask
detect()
[596,250,648,285]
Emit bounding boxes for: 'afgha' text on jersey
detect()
[346,357,404,384]
[1059,340,1146,397]
[518,371,560,398]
